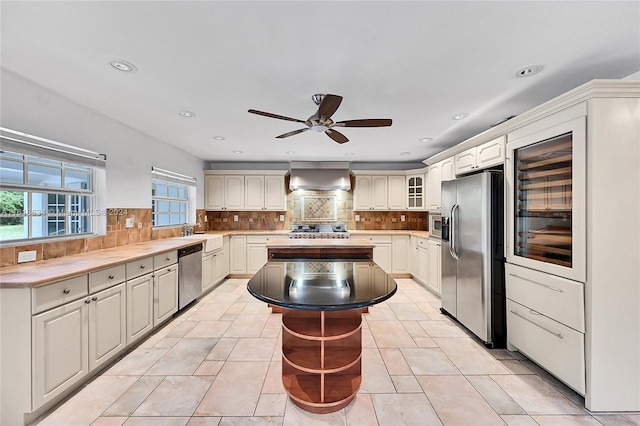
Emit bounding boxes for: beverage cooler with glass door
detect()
[506,116,586,283]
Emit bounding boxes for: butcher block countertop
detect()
[0,237,208,289]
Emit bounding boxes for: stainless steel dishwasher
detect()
[177,243,203,310]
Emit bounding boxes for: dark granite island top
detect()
[247,259,397,414]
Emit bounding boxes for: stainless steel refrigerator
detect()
[440,171,506,348]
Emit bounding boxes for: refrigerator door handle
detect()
[450,203,459,260]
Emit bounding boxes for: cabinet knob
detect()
[140,265,146,269]
[92,296,98,301]
[108,274,115,279]
[85,299,91,304]
[63,288,71,294]
[166,257,171,261]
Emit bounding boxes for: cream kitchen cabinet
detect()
[454,136,505,175]
[203,247,226,294]
[409,236,418,276]
[222,236,230,277]
[412,237,429,286]
[229,235,247,274]
[406,174,425,210]
[387,175,406,210]
[153,264,178,326]
[441,157,455,181]
[126,272,154,345]
[391,235,410,274]
[202,252,214,292]
[33,278,126,409]
[426,157,454,211]
[359,234,392,272]
[204,174,245,210]
[427,239,441,295]
[354,175,388,210]
[247,235,279,274]
[244,175,286,210]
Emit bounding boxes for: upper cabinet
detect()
[354,174,406,210]
[406,173,425,210]
[426,161,442,211]
[205,171,286,211]
[454,136,505,176]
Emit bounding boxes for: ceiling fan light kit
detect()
[248,94,392,144]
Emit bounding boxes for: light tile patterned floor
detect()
[33,278,640,426]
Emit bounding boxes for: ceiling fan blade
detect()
[317,94,343,119]
[276,128,309,138]
[334,118,393,127]
[325,129,349,144]
[248,109,306,123]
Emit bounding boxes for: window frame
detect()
[151,167,196,228]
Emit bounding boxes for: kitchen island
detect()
[247,257,396,414]
[265,237,375,259]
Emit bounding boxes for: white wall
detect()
[0,69,206,209]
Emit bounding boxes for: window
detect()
[0,128,106,242]
[151,167,196,227]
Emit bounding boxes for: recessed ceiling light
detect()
[285,151,296,155]
[109,59,137,72]
[452,113,468,120]
[514,64,544,78]
[419,137,433,143]
[232,150,243,154]
[344,153,355,157]
[400,152,411,156]
[178,110,195,118]
[212,136,225,140]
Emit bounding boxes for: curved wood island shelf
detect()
[247,257,396,414]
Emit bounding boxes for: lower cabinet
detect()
[203,248,227,294]
[413,237,429,286]
[229,235,247,274]
[126,273,154,345]
[359,235,392,273]
[153,264,178,327]
[32,282,126,408]
[427,239,441,295]
[202,253,214,293]
[391,235,409,274]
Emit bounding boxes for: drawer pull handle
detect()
[509,273,563,293]
[85,299,91,304]
[510,310,563,339]
[108,274,115,279]
[166,257,171,261]
[140,265,146,269]
[92,296,98,301]
[63,288,71,294]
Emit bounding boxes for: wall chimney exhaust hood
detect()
[289,162,351,191]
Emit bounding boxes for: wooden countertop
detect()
[205,230,430,238]
[0,237,207,289]
[266,238,374,248]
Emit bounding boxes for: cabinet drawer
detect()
[126,257,154,279]
[89,265,126,293]
[360,235,392,244]
[246,235,277,244]
[154,251,178,270]
[416,237,429,248]
[32,275,88,314]
[506,263,584,332]
[507,299,585,395]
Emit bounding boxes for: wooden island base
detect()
[281,308,363,413]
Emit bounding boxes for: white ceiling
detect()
[2,1,639,165]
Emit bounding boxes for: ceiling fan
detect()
[248,94,392,144]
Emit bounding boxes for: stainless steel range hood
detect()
[289,162,351,191]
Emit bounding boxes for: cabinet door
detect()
[476,136,505,169]
[427,240,441,295]
[126,273,154,345]
[373,244,392,273]
[154,265,178,326]
[354,176,372,210]
[33,297,88,408]
[246,243,268,274]
[417,246,429,285]
[406,175,425,210]
[409,236,418,276]
[89,283,126,371]
[213,251,225,284]
[454,148,477,175]
[229,235,247,274]
[392,235,409,273]
[441,158,455,181]
[202,253,214,292]
[205,175,225,210]
[224,176,245,210]
[264,175,285,210]
[371,176,388,210]
[387,175,406,210]
[245,175,265,210]
[426,163,442,211]
[222,236,230,277]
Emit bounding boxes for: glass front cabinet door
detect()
[506,116,586,283]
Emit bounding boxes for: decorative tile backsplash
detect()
[301,195,337,222]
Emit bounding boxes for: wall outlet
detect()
[401,215,406,222]
[17,250,37,263]
[233,215,238,222]
[125,217,134,228]
[355,214,360,222]
[279,214,285,222]
[138,222,143,229]
[204,215,208,222]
